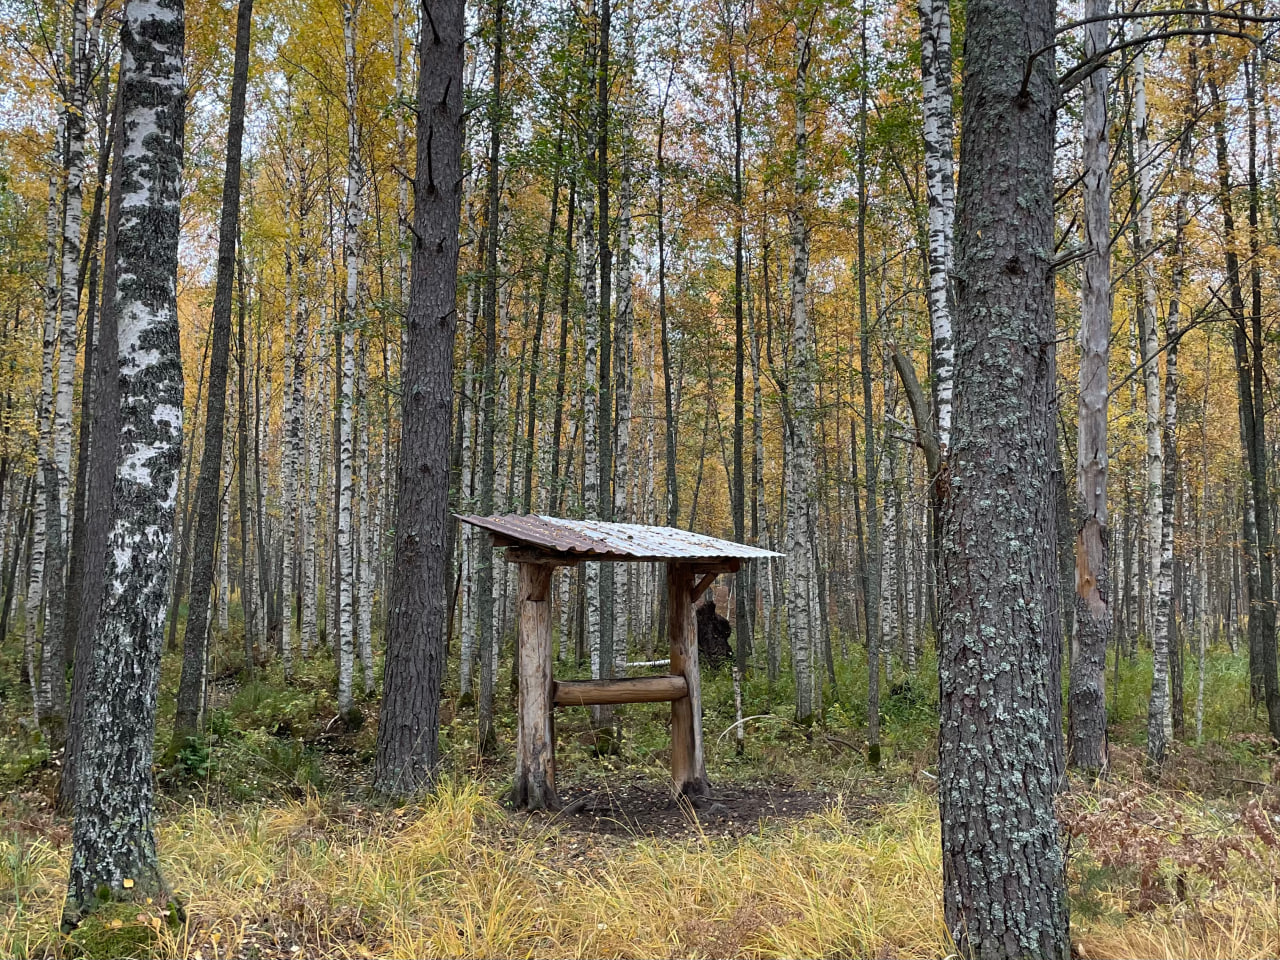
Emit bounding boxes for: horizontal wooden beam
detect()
[504,547,579,566]
[553,675,689,707]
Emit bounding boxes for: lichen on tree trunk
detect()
[65,0,186,925]
[938,0,1069,954]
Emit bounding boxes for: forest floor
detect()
[4,634,1280,958]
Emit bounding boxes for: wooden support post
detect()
[668,562,709,796]
[514,561,559,810]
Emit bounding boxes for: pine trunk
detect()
[939,0,1069,952]
[171,0,252,748]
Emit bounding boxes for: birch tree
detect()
[1134,46,1170,750]
[64,0,185,922]
[918,0,953,453]
[1068,0,1111,775]
[785,9,816,726]
[475,0,503,753]
[335,0,363,721]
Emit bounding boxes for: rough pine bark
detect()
[373,0,464,795]
[938,0,1069,953]
[1068,0,1110,775]
[171,0,252,748]
[64,0,185,922]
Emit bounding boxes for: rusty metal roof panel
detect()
[455,514,783,562]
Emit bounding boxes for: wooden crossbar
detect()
[552,675,689,707]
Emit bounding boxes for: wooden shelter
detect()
[457,514,781,811]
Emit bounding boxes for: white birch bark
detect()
[218,440,230,633]
[785,18,816,723]
[54,0,88,526]
[30,150,61,722]
[392,0,410,320]
[336,0,362,716]
[459,348,476,699]
[1070,0,1112,774]
[919,0,954,451]
[612,41,634,670]
[881,431,900,659]
[357,336,375,695]
[66,0,184,909]
[288,191,309,661]
[280,184,298,678]
[1134,49,1164,645]
[1138,45,1179,755]
[581,159,601,681]
[302,353,320,657]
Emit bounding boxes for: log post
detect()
[514,561,558,810]
[668,562,709,796]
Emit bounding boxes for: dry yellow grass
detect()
[3,780,1279,959]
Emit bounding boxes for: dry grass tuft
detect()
[4,778,1280,958]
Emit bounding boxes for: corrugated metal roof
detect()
[456,514,783,562]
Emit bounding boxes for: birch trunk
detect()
[1132,50,1170,754]
[237,261,256,671]
[285,175,307,667]
[1068,0,1111,775]
[1147,38,1195,764]
[918,0,954,452]
[612,28,634,672]
[302,350,320,656]
[29,158,60,724]
[475,0,503,754]
[218,441,230,633]
[64,0,184,919]
[336,0,362,720]
[357,339,375,695]
[582,165,601,677]
[459,349,476,700]
[785,16,816,726]
[857,13,882,759]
